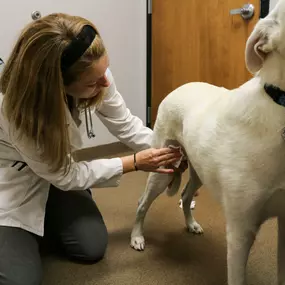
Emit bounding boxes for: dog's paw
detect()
[187,221,204,234]
[130,236,145,251]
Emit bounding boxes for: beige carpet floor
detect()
[41,156,278,285]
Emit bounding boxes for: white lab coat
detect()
[0,69,153,236]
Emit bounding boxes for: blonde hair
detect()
[0,13,106,173]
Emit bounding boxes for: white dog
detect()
[130,1,285,284]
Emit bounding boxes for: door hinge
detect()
[147,106,151,125]
[148,0,152,15]
[0,58,4,74]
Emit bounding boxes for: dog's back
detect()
[152,82,229,145]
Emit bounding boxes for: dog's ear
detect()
[245,19,279,74]
[245,29,268,74]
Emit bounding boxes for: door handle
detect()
[0,58,4,74]
[230,3,255,20]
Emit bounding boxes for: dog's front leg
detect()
[278,217,285,285]
[226,220,258,285]
[130,172,173,251]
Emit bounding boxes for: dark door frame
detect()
[146,0,152,128]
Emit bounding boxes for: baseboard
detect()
[74,142,132,161]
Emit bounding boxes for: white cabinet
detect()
[0,0,146,147]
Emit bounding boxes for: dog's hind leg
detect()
[130,172,174,251]
[182,165,203,234]
[278,217,285,285]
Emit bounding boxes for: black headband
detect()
[61,25,97,73]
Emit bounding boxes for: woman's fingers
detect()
[159,157,181,167]
[155,147,181,156]
[155,168,174,174]
[156,153,181,165]
[135,147,184,173]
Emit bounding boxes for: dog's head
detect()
[245,0,285,76]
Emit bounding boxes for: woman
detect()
[0,13,183,285]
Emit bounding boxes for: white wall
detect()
[270,0,278,10]
[0,0,147,147]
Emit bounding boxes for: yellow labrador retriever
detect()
[130,1,285,284]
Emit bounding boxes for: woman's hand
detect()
[121,147,182,174]
[135,147,182,174]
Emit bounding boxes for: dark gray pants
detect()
[0,186,108,285]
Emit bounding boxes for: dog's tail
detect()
[166,172,182,196]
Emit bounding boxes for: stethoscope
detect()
[84,106,96,139]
